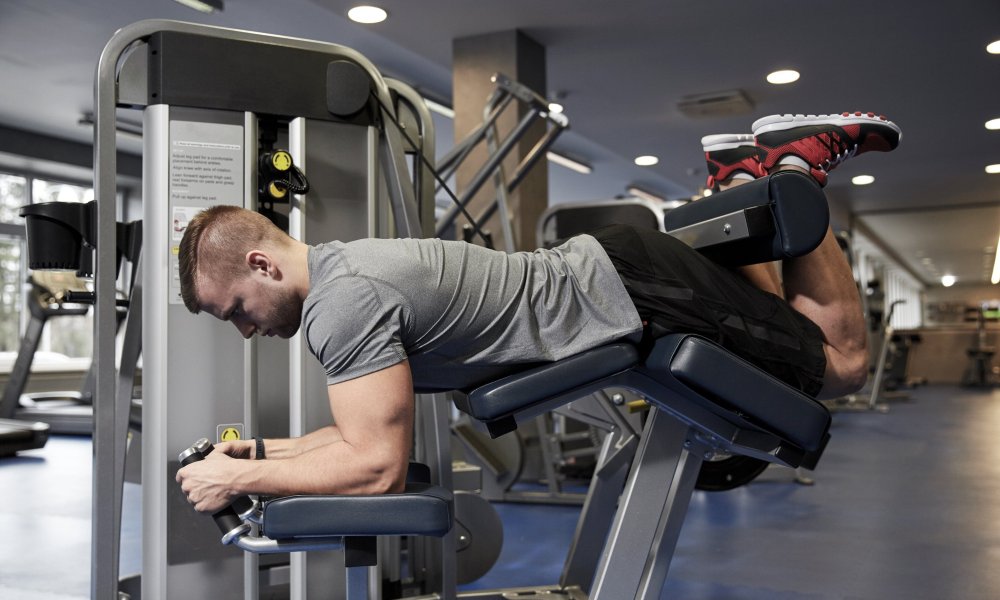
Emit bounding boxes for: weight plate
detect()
[454,492,504,584]
[695,454,769,491]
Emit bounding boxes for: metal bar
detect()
[483,118,516,252]
[436,92,509,179]
[436,89,511,176]
[589,410,704,599]
[435,108,539,237]
[0,312,43,417]
[243,110,260,600]
[506,123,564,192]
[139,102,169,600]
[385,79,437,238]
[288,117,309,600]
[560,426,634,591]
[380,115,423,238]
[412,393,458,599]
[93,20,128,600]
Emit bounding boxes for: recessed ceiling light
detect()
[547,152,592,174]
[987,118,1000,130]
[988,40,1000,54]
[173,0,223,12]
[626,185,665,203]
[348,5,388,23]
[634,155,659,166]
[987,164,1000,174]
[941,274,956,287]
[852,175,875,185]
[766,69,800,85]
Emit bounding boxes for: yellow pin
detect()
[271,150,292,172]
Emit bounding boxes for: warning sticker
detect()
[217,424,244,442]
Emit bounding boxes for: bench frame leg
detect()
[560,408,639,591]
[589,408,706,599]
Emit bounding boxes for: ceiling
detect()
[1,0,998,288]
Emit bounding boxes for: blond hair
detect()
[178,206,290,313]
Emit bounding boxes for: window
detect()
[32,179,95,206]
[0,238,24,352]
[0,173,95,360]
[0,173,28,353]
[0,174,27,226]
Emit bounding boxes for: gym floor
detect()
[3,384,1000,599]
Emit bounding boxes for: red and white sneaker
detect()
[752,112,901,186]
[702,133,765,190]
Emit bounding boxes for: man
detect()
[177,112,900,513]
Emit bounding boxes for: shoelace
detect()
[817,131,858,172]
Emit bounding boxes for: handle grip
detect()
[179,438,253,542]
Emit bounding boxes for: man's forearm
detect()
[234,436,407,497]
[260,425,344,459]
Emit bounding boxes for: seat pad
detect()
[643,334,830,452]
[261,482,453,539]
[457,343,639,421]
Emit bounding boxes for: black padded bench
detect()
[458,334,830,467]
[453,333,831,598]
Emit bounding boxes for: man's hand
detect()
[215,439,255,460]
[176,449,243,513]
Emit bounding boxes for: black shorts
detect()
[590,224,827,397]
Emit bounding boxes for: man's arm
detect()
[212,425,344,461]
[177,360,415,513]
[256,425,345,459]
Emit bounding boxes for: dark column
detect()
[452,30,547,251]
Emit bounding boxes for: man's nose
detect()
[233,317,255,339]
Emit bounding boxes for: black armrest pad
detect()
[663,171,829,266]
[458,343,640,421]
[644,335,831,452]
[261,482,453,539]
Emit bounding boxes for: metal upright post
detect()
[93,23,133,600]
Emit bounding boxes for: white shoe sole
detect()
[701,133,754,152]
[752,112,902,139]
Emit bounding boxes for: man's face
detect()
[197,271,303,339]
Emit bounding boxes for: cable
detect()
[372,93,493,247]
[273,166,310,195]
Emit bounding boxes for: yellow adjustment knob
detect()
[267,182,287,199]
[270,150,292,172]
[626,399,650,414]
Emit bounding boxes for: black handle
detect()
[179,438,253,538]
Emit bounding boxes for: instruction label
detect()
[167,120,244,304]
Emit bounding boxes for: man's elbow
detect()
[843,346,870,394]
[819,346,869,399]
[362,458,408,495]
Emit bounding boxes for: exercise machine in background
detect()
[0,272,128,434]
[0,415,48,458]
[962,305,998,387]
[435,73,568,252]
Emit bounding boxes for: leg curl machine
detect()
[192,170,834,599]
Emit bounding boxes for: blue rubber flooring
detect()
[3,384,1000,599]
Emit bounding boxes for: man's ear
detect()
[245,250,276,278]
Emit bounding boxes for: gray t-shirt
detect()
[301,234,642,391]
